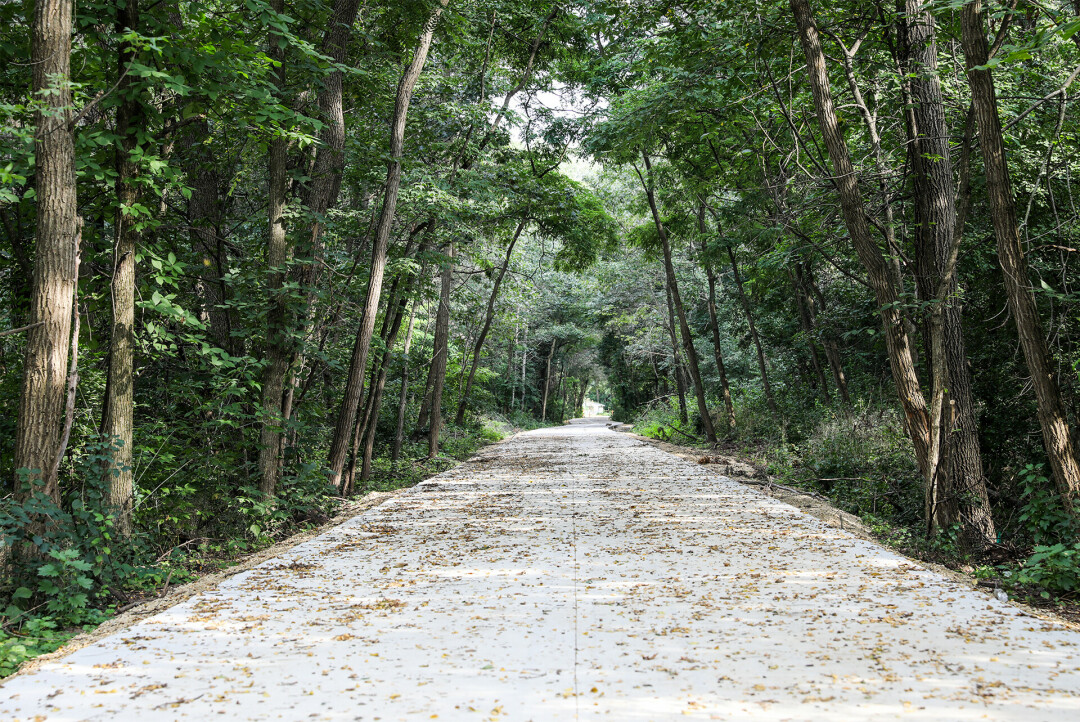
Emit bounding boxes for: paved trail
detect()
[4,420,1080,720]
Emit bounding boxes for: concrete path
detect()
[4,419,1080,720]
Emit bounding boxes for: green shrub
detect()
[1015,543,1080,598]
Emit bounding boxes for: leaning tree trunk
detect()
[961,1,1080,511]
[639,153,717,443]
[359,290,413,485]
[456,217,526,424]
[326,0,448,487]
[15,0,79,502]
[902,0,995,544]
[798,261,850,405]
[791,0,933,485]
[100,0,143,535]
[427,242,454,457]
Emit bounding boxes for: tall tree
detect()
[14,0,80,502]
[791,0,934,497]
[326,0,448,488]
[100,0,143,533]
[961,0,1080,512]
[638,152,717,443]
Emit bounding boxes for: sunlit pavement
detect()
[3,418,1080,720]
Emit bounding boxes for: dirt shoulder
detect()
[613,423,1080,632]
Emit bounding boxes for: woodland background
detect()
[3,0,1080,673]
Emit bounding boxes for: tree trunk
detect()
[428,241,454,457]
[663,278,689,424]
[177,120,231,350]
[326,0,447,487]
[101,0,143,534]
[901,1,995,544]
[456,218,526,424]
[392,301,417,464]
[541,339,556,421]
[697,210,736,431]
[359,290,412,485]
[638,153,717,443]
[799,261,850,405]
[961,1,1080,511]
[727,243,778,416]
[258,0,293,496]
[792,0,933,489]
[15,0,79,501]
[790,269,831,404]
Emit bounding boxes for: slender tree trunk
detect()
[800,261,850,405]
[961,1,1080,511]
[790,269,831,404]
[428,241,454,457]
[520,325,528,412]
[698,211,736,430]
[101,0,142,534]
[638,153,717,442]
[663,279,689,424]
[727,243,778,416]
[327,0,448,487]
[456,218,526,423]
[792,0,933,487]
[541,339,556,421]
[392,301,417,464]
[258,0,292,496]
[15,0,79,501]
[179,120,232,352]
[360,291,411,484]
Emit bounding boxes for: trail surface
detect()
[4,419,1080,720]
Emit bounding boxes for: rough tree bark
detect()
[901,1,995,543]
[258,0,294,496]
[326,0,448,487]
[101,0,143,534]
[15,0,79,501]
[961,1,1080,511]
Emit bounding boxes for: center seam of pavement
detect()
[572,462,581,720]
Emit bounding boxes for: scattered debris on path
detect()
[3,419,1079,719]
